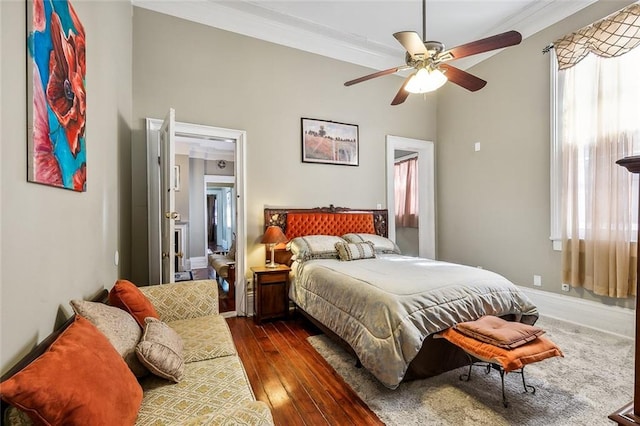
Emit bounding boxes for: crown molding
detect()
[133,0,598,73]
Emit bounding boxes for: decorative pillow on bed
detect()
[335,241,376,261]
[342,233,401,254]
[454,316,545,349]
[287,235,347,261]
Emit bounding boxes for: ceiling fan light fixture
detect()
[405,67,447,94]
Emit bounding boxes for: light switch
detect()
[474,142,481,152]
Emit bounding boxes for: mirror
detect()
[174,135,235,267]
[146,118,247,316]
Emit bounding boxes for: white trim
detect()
[247,291,255,317]
[146,118,248,316]
[386,136,435,260]
[520,287,635,339]
[132,0,597,73]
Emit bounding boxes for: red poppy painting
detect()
[27,0,86,191]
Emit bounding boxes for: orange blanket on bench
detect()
[440,325,563,372]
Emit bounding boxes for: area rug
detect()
[307,316,633,425]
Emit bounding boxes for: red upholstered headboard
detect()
[263,205,388,238]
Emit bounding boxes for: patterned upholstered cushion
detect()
[335,241,376,261]
[137,356,257,425]
[287,235,346,261]
[70,300,147,377]
[136,318,185,382]
[168,314,237,362]
[139,280,218,323]
[342,233,402,254]
[181,401,274,426]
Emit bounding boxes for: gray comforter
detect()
[290,254,538,389]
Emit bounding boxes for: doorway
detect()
[385,135,435,259]
[146,118,247,316]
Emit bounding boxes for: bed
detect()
[264,206,538,389]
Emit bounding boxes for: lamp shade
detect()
[405,67,447,94]
[261,226,287,245]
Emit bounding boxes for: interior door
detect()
[160,108,176,283]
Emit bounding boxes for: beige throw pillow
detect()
[136,317,185,382]
[335,241,376,261]
[70,300,147,377]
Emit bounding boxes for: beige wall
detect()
[130,7,436,284]
[0,1,132,374]
[436,0,635,308]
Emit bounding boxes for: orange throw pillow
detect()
[440,327,563,372]
[0,316,143,425]
[109,279,159,327]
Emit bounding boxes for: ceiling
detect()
[133,0,597,72]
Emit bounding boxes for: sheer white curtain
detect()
[560,49,640,297]
[394,157,419,228]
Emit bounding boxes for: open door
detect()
[160,108,176,283]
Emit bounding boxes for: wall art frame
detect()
[27,0,87,191]
[301,117,359,166]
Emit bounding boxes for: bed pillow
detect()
[439,327,563,372]
[70,299,148,377]
[335,241,376,261]
[342,233,401,254]
[136,317,185,382]
[287,235,347,261]
[454,316,545,349]
[109,279,160,327]
[0,316,143,425]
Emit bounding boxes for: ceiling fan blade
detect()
[344,66,405,86]
[439,64,486,92]
[393,31,428,58]
[391,75,412,106]
[440,30,522,61]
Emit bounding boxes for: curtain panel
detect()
[558,23,640,298]
[555,3,640,70]
[394,157,419,228]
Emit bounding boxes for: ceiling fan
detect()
[344,0,522,105]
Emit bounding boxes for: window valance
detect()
[554,3,640,70]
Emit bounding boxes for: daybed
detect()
[208,245,236,300]
[1,279,273,426]
[265,206,539,389]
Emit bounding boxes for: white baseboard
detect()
[247,291,254,317]
[520,287,635,339]
[190,256,208,269]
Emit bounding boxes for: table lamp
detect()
[261,226,287,268]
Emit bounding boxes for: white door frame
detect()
[146,119,248,315]
[385,135,436,259]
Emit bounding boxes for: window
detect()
[551,47,640,297]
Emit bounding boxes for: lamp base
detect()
[265,262,279,268]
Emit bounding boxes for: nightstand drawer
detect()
[259,271,288,284]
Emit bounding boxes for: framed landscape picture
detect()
[27,0,87,191]
[301,118,359,166]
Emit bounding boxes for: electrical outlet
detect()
[533,275,542,287]
[561,283,570,292]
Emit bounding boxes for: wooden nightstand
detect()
[251,265,291,323]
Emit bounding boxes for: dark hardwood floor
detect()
[227,315,384,426]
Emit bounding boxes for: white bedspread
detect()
[290,254,538,389]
